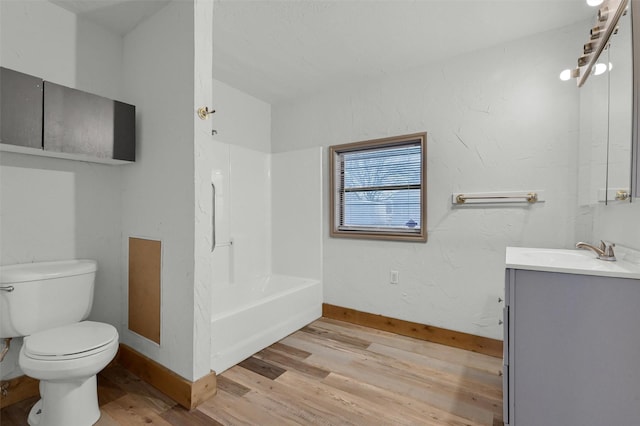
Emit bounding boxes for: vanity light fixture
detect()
[574,0,628,87]
[593,62,608,75]
[591,62,613,75]
[559,68,580,81]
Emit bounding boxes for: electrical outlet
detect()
[390,270,399,284]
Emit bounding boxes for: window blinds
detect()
[336,141,422,233]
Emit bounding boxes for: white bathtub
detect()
[210,274,322,374]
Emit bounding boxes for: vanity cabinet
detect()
[0,67,43,149]
[504,267,640,425]
[0,67,135,164]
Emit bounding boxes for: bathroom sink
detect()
[506,247,640,279]
[519,249,597,266]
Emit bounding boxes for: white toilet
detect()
[0,260,119,426]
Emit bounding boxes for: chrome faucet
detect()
[576,240,616,261]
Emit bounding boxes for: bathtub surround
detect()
[271,148,324,279]
[211,276,322,374]
[206,120,323,373]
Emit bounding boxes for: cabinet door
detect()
[43,81,135,161]
[0,67,43,149]
[113,100,136,161]
[512,270,640,426]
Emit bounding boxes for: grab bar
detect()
[211,182,216,252]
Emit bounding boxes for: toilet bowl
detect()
[19,321,119,426]
[0,259,119,425]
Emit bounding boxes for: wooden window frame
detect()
[329,132,427,242]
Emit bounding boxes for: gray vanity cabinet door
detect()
[0,67,43,149]
[43,81,135,162]
[508,269,640,426]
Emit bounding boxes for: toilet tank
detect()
[0,260,97,338]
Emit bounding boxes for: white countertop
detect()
[506,246,640,279]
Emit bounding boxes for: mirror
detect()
[607,8,633,203]
[633,0,640,198]
[578,1,633,205]
[578,48,609,205]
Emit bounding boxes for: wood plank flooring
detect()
[0,318,503,425]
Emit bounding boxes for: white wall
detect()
[193,0,215,383]
[271,147,323,280]
[0,0,124,380]
[272,23,585,340]
[120,0,197,381]
[592,203,640,250]
[213,79,271,153]
[0,0,76,88]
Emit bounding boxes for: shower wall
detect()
[207,80,322,316]
[272,147,323,280]
[211,141,272,292]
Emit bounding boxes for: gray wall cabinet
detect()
[0,67,135,164]
[0,67,43,149]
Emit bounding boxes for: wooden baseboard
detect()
[0,345,217,410]
[322,303,503,358]
[116,344,217,409]
[0,374,39,409]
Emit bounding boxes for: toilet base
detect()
[28,375,101,426]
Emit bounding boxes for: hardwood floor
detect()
[0,318,503,425]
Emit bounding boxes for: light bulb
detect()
[559,69,572,81]
[587,0,604,6]
[593,62,607,75]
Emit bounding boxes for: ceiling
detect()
[50,0,595,105]
[49,0,170,35]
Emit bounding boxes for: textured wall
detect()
[193,0,214,381]
[212,79,271,153]
[592,203,640,250]
[272,23,585,340]
[120,0,196,380]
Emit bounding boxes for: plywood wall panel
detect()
[128,237,161,344]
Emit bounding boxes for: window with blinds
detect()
[329,133,427,242]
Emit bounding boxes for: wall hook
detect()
[197,107,215,120]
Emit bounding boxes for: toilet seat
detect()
[24,321,118,361]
